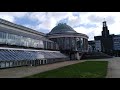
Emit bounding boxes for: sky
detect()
[0,12,119,40]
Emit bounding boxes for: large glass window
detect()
[65,37,70,50]
[0,31,55,50]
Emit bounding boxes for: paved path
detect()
[1,57,120,78]
[81,57,120,78]
[0,60,84,78]
[106,57,120,78]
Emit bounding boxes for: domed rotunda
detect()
[47,23,88,60]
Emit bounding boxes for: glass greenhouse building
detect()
[0,19,68,69]
[0,19,88,69]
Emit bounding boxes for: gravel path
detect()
[0,60,85,78]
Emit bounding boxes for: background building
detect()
[112,35,120,56]
[93,20,120,56]
[88,41,95,52]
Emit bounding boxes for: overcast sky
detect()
[0,12,119,40]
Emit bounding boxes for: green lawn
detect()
[25,61,108,78]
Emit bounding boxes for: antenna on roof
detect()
[104,18,106,21]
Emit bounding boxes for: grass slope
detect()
[25,61,108,78]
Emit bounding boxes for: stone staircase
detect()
[80,52,113,60]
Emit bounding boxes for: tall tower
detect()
[101,19,113,55]
[102,19,109,38]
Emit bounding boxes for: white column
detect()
[30,60,32,66]
[31,60,33,66]
[43,60,45,64]
[40,60,41,65]
[76,52,80,60]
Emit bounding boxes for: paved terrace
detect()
[0,57,120,78]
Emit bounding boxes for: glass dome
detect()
[49,23,77,34]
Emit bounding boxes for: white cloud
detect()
[0,15,15,22]
[0,12,27,22]
[1,12,120,41]
[36,17,57,30]
[23,24,35,29]
[0,12,27,16]
[28,12,75,30]
[74,26,96,40]
[67,15,81,27]
[29,12,46,22]
[72,12,120,40]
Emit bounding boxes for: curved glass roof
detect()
[0,49,68,61]
[49,23,77,34]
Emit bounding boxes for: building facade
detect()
[0,19,89,69]
[0,18,68,69]
[113,35,120,50]
[93,20,120,56]
[88,41,95,52]
[112,35,120,56]
[47,23,88,60]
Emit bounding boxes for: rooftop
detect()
[48,23,77,34]
[0,18,45,36]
